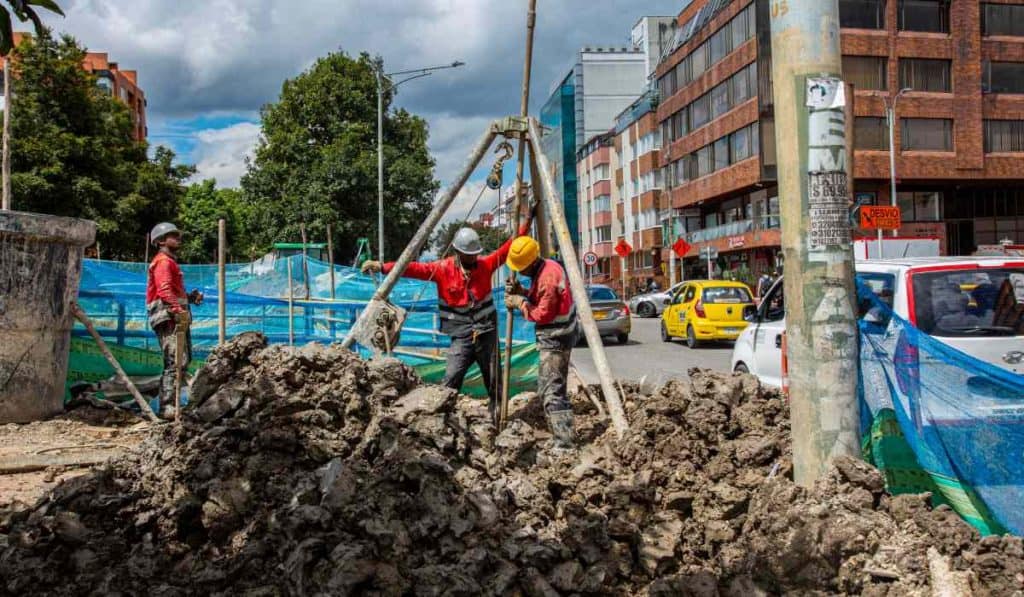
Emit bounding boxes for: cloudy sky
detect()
[43,0,680,218]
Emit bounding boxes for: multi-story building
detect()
[651,0,1024,284]
[2,32,147,142]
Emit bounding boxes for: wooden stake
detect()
[2,56,12,211]
[326,223,336,300]
[218,218,226,345]
[70,302,160,423]
[299,223,311,298]
[287,257,295,346]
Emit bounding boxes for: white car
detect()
[629,282,683,318]
[731,257,1024,387]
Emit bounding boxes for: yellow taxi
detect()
[660,280,755,348]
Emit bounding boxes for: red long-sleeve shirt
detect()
[523,259,573,325]
[382,226,527,307]
[146,251,187,313]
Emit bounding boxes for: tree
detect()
[9,31,194,259]
[430,221,509,257]
[177,179,257,263]
[241,51,439,262]
[0,0,63,55]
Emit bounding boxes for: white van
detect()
[731,257,1024,387]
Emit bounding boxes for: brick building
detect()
[2,32,147,142]
[651,0,1024,283]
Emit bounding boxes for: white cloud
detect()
[189,121,261,188]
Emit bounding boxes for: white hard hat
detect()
[452,227,483,255]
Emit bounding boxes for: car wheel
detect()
[686,325,700,349]
[637,302,655,318]
[660,322,672,342]
[616,332,629,344]
[734,362,749,374]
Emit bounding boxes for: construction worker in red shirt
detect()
[504,235,579,448]
[361,216,533,425]
[146,223,203,417]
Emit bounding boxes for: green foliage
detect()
[241,51,439,262]
[176,179,257,263]
[9,31,194,259]
[431,221,509,257]
[0,1,63,55]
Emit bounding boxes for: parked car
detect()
[586,285,631,344]
[661,280,754,348]
[629,282,684,318]
[731,257,1024,387]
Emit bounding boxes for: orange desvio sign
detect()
[860,205,902,230]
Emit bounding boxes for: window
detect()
[855,117,888,150]
[898,0,950,33]
[731,125,752,162]
[594,164,611,180]
[732,6,749,49]
[839,0,885,29]
[901,118,952,151]
[843,56,888,90]
[982,4,1024,37]
[594,225,612,242]
[911,267,1024,338]
[696,145,713,177]
[677,56,692,87]
[713,137,730,171]
[897,191,942,222]
[984,120,1024,153]
[691,42,708,78]
[984,62,1024,94]
[710,23,732,64]
[691,93,711,130]
[711,81,730,118]
[594,195,611,212]
[732,62,754,104]
[899,58,951,92]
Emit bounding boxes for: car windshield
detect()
[910,267,1024,337]
[588,287,619,301]
[702,286,752,304]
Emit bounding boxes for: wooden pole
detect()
[218,218,226,345]
[326,223,336,300]
[287,256,295,346]
[2,55,12,211]
[70,302,160,423]
[299,223,311,298]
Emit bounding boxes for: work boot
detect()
[547,409,575,450]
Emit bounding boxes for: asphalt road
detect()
[571,315,734,389]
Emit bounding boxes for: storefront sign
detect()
[728,236,746,249]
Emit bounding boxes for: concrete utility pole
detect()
[770,0,861,486]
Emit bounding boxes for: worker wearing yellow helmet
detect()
[504,235,579,448]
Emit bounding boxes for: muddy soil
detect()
[1,332,1022,596]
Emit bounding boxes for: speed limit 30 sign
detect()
[583,251,598,266]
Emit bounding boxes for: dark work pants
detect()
[444,330,502,424]
[537,329,577,414]
[156,322,192,407]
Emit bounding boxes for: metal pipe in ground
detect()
[527,118,629,437]
[341,124,499,349]
[769,0,860,486]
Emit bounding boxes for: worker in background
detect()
[146,223,203,418]
[504,235,579,449]
[361,215,533,425]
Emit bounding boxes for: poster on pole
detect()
[806,76,851,253]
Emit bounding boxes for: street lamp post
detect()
[376,60,465,261]
[881,87,912,258]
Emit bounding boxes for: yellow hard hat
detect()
[507,236,540,272]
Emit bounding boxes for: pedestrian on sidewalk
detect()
[504,235,579,449]
[361,215,534,425]
[146,223,203,418]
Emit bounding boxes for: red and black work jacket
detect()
[382,229,524,338]
[523,258,578,340]
[146,251,188,329]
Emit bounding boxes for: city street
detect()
[571,315,734,389]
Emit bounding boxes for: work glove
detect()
[505,294,526,310]
[189,289,204,305]
[174,310,192,328]
[361,260,382,274]
[505,278,525,297]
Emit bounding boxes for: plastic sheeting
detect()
[857,279,1024,536]
[69,255,538,398]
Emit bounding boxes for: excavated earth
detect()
[1,332,1023,596]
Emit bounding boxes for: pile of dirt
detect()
[2,332,1023,596]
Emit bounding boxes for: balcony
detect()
[688,219,755,244]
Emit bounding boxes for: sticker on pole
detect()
[806,77,845,109]
[614,239,633,258]
[860,205,901,230]
[672,238,692,258]
[583,251,598,266]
